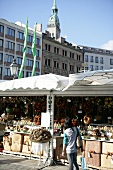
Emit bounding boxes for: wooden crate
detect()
[11,142,22,152]
[85,151,101,167]
[101,154,113,169]
[85,140,102,153]
[3,141,11,151]
[23,135,31,146]
[3,136,12,145]
[102,142,113,154]
[22,144,31,154]
[12,134,23,144]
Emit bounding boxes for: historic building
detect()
[0,18,42,80]
[79,45,113,71]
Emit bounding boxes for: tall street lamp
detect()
[10,58,18,79]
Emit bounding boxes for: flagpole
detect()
[31,23,37,77]
[18,19,28,78]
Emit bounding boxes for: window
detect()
[36,38,40,45]
[77,55,81,61]
[6,41,15,50]
[0,39,3,47]
[18,31,24,40]
[95,66,98,70]
[27,47,32,54]
[6,54,14,63]
[45,58,50,66]
[54,61,59,68]
[62,63,67,70]
[28,35,33,43]
[95,57,99,63]
[17,57,22,65]
[110,59,113,65]
[26,71,32,77]
[90,56,93,62]
[70,52,74,59]
[100,57,103,64]
[7,27,15,37]
[70,65,74,72]
[36,61,39,68]
[17,44,24,52]
[0,53,3,61]
[45,44,51,51]
[90,65,93,71]
[5,68,11,76]
[0,25,4,33]
[62,50,67,56]
[52,33,54,37]
[26,59,33,67]
[85,55,88,62]
[54,47,59,54]
[36,49,40,57]
[100,66,103,70]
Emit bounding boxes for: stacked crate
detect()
[3,135,12,151]
[22,134,31,154]
[11,134,23,152]
[101,142,113,169]
[85,140,101,167]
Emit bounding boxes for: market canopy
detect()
[63,69,113,91]
[0,70,113,96]
[0,73,69,95]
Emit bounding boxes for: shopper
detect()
[62,117,83,170]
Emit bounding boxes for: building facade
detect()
[42,32,83,76]
[79,45,113,71]
[0,18,42,80]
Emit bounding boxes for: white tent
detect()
[0,73,69,92]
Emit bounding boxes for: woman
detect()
[62,117,83,170]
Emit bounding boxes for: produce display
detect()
[29,128,52,143]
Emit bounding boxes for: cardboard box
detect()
[23,135,31,146]
[3,141,11,151]
[85,140,102,153]
[85,151,101,167]
[12,134,23,144]
[22,144,31,154]
[102,142,113,154]
[3,136,12,145]
[11,142,22,152]
[101,154,113,168]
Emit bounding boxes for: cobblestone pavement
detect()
[0,154,80,170]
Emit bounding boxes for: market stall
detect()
[0,70,113,168]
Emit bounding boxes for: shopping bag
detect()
[81,155,87,170]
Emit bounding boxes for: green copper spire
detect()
[52,0,57,10]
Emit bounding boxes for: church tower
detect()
[47,0,61,39]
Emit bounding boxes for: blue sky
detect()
[1,0,113,50]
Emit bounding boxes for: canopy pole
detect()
[47,90,54,164]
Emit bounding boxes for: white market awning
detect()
[63,69,113,91]
[0,73,69,92]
